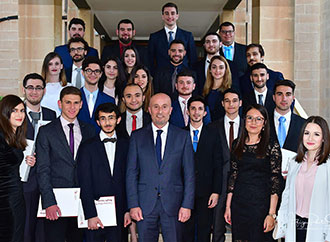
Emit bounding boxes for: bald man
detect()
[126,93,195,242]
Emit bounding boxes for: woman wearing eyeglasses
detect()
[224,104,282,241]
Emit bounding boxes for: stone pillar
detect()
[79,9,94,46]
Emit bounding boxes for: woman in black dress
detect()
[224,104,282,241]
[0,95,28,242]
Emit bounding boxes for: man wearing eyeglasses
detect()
[219,22,247,78]
[22,73,56,242]
[77,56,115,133]
[64,37,89,88]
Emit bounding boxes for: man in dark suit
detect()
[22,73,57,242]
[101,19,148,65]
[126,93,195,242]
[148,2,197,74]
[183,96,223,242]
[219,22,247,78]
[116,83,151,137]
[169,69,211,128]
[65,37,89,86]
[270,79,305,153]
[55,18,98,71]
[242,63,276,115]
[77,56,115,132]
[239,43,284,97]
[77,103,130,242]
[36,86,95,242]
[209,88,243,242]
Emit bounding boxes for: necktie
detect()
[29,111,41,133]
[168,31,174,45]
[75,67,82,88]
[88,93,94,118]
[229,121,234,150]
[103,137,117,143]
[278,116,287,147]
[182,100,189,126]
[258,94,264,106]
[132,115,137,131]
[223,45,233,61]
[171,67,178,92]
[193,130,199,152]
[156,130,163,167]
[68,123,74,158]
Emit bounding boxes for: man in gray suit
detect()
[209,88,243,242]
[36,86,95,242]
[126,93,195,242]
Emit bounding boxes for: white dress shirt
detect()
[178,96,191,117]
[99,130,117,175]
[60,116,82,159]
[71,63,85,87]
[152,122,169,159]
[274,110,291,136]
[224,115,240,148]
[189,123,203,144]
[165,25,177,42]
[41,82,67,117]
[254,88,268,105]
[126,109,143,136]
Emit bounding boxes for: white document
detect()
[37,188,80,217]
[281,148,297,177]
[77,196,117,228]
[20,139,34,182]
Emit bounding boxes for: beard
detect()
[119,37,132,45]
[170,56,184,65]
[126,103,143,113]
[73,54,85,63]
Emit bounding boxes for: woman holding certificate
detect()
[275,116,330,242]
[0,95,28,242]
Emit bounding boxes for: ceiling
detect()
[83,0,232,41]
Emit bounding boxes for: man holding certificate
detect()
[77,102,131,242]
[36,86,94,242]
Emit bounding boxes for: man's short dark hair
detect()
[223,88,241,100]
[68,18,85,31]
[274,79,296,94]
[82,56,103,71]
[188,95,206,110]
[176,69,196,83]
[202,32,221,43]
[246,43,265,57]
[60,86,82,101]
[67,37,89,51]
[23,73,46,88]
[95,102,120,121]
[219,21,235,31]
[117,19,135,30]
[250,63,268,73]
[162,2,178,14]
[169,39,185,49]
[123,83,144,96]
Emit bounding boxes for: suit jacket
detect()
[126,124,195,216]
[169,99,211,128]
[116,111,151,138]
[36,118,95,209]
[239,68,284,98]
[185,125,223,197]
[148,27,197,74]
[54,44,99,71]
[78,88,115,133]
[24,107,56,193]
[228,42,248,78]
[269,112,305,153]
[242,89,276,115]
[77,134,129,222]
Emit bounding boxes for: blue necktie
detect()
[258,94,264,106]
[193,130,199,152]
[156,130,163,167]
[168,31,174,46]
[278,116,286,147]
[223,45,233,61]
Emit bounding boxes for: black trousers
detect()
[296,215,308,242]
[44,217,83,242]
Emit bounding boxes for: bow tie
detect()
[102,138,117,143]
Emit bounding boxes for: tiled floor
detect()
[129,233,232,241]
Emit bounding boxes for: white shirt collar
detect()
[99,130,117,141]
[164,25,177,35]
[151,122,169,134]
[225,114,240,124]
[127,109,143,120]
[274,109,291,121]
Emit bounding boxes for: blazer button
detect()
[154,187,157,190]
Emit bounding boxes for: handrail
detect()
[294,98,308,119]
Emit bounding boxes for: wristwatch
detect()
[268,213,277,219]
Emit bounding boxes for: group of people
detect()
[0,1,330,242]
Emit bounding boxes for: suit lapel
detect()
[161,125,174,168]
[161,29,169,48]
[145,125,159,169]
[95,137,112,177]
[54,118,74,161]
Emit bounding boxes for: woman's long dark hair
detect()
[0,95,27,149]
[233,104,270,160]
[121,46,141,73]
[41,52,67,86]
[296,116,330,165]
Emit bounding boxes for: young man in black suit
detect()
[36,86,95,242]
[22,73,57,242]
[77,102,131,242]
[209,88,243,242]
[183,96,223,242]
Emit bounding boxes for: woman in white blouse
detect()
[275,116,330,242]
[40,52,68,116]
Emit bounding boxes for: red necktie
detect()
[132,115,137,131]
